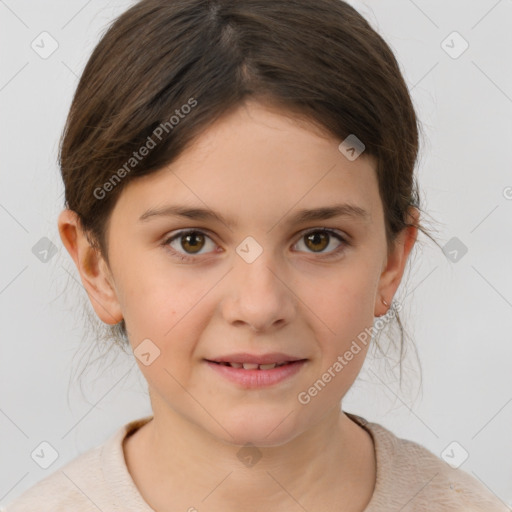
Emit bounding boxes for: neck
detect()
[124,406,376,512]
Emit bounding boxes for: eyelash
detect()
[161,228,349,263]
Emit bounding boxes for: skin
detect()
[58,99,418,512]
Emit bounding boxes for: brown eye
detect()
[164,230,217,261]
[180,232,205,254]
[304,231,329,252]
[294,228,346,257]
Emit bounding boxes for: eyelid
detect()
[295,226,346,239]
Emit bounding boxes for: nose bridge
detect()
[237,247,279,292]
[223,241,294,331]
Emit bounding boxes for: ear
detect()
[57,209,123,325]
[374,206,419,317]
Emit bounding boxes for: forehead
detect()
[113,100,381,230]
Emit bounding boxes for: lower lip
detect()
[205,360,307,388]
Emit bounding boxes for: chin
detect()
[213,410,303,448]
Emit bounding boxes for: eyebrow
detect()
[138,203,371,228]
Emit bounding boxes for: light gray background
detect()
[1,0,511,507]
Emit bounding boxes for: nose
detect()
[221,249,296,333]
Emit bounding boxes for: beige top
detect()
[2,413,509,511]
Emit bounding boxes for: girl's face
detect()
[63,99,416,447]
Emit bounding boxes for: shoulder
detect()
[1,443,104,512]
[1,416,153,512]
[346,413,511,512]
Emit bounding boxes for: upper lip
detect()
[206,352,306,365]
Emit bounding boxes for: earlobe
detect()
[57,209,123,325]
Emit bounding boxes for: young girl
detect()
[3,0,508,510]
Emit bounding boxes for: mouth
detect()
[204,355,308,388]
[206,360,302,370]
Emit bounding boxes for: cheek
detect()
[113,253,190,335]
[308,262,379,392]
[314,263,380,334]
[117,267,215,374]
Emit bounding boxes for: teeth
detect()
[242,363,260,370]
[259,363,277,370]
[216,361,293,369]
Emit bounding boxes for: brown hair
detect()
[59,0,439,386]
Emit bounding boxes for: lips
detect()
[205,357,307,387]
